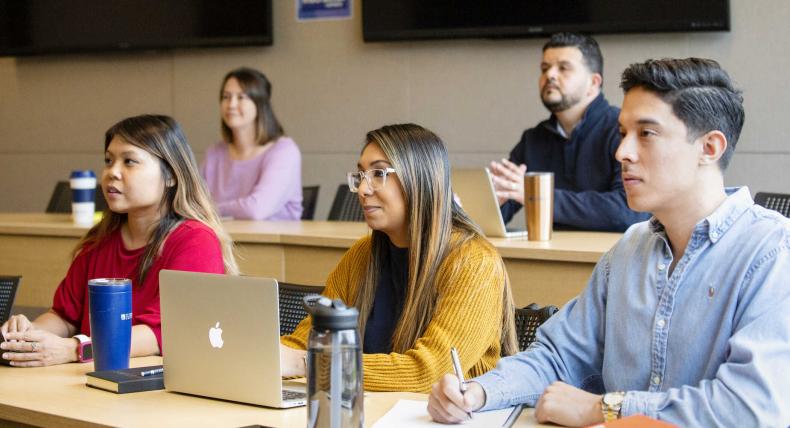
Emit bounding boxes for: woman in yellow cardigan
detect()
[280,123,517,392]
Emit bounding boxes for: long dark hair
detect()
[76,115,238,283]
[354,124,518,356]
[220,67,284,146]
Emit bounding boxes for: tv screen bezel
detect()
[0,0,273,57]
[362,1,730,43]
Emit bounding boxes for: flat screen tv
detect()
[363,0,730,42]
[0,0,273,57]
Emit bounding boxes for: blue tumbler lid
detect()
[70,170,96,179]
[88,278,132,293]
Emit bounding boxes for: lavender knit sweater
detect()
[201,137,303,220]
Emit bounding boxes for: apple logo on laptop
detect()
[208,322,224,348]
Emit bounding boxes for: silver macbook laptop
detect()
[159,270,306,408]
[452,168,528,238]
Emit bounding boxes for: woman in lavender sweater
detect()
[201,67,303,220]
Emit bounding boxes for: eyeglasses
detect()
[347,168,396,193]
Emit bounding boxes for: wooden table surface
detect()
[0,356,551,428]
[0,213,621,308]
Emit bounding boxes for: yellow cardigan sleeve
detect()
[280,236,370,350]
[362,237,506,392]
[281,234,508,394]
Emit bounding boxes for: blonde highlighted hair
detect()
[75,114,238,282]
[353,124,517,356]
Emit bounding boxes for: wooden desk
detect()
[0,213,620,309]
[0,357,550,427]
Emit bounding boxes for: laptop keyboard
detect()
[283,390,307,401]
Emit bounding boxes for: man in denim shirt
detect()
[429,58,790,427]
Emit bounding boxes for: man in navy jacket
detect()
[491,33,649,231]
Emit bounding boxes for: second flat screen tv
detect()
[362,0,730,42]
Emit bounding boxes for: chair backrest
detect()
[301,185,320,220]
[514,303,559,352]
[279,282,324,336]
[46,181,108,213]
[0,276,21,325]
[327,184,365,222]
[754,192,790,218]
[45,181,72,213]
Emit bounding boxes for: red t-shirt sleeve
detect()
[51,248,91,331]
[138,221,226,351]
[160,224,226,273]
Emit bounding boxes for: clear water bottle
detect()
[304,295,363,428]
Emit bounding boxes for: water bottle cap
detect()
[303,294,358,331]
[70,170,96,179]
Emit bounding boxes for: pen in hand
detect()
[450,347,472,418]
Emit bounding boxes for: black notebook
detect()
[86,365,164,394]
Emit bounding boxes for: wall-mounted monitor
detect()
[362,0,730,42]
[0,0,273,57]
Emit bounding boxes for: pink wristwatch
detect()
[73,334,93,363]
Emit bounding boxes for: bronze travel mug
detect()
[524,172,554,241]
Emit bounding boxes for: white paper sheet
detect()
[372,399,518,428]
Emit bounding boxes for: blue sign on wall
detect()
[297,0,352,21]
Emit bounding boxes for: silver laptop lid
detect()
[452,168,527,238]
[159,270,290,407]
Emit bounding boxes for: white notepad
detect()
[373,399,522,428]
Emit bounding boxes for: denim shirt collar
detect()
[648,187,753,244]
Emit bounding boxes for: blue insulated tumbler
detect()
[88,278,132,371]
[70,170,96,226]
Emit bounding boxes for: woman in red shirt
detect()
[1,115,238,366]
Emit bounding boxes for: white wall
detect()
[1,1,787,219]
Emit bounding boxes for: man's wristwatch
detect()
[601,391,625,422]
[73,334,93,363]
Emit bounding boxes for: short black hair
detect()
[620,58,744,170]
[543,32,603,77]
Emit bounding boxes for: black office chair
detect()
[327,184,365,222]
[279,282,324,336]
[46,181,108,213]
[754,192,790,218]
[0,276,21,325]
[514,303,559,352]
[301,186,320,220]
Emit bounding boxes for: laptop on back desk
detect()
[452,168,528,238]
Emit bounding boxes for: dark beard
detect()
[541,92,582,113]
